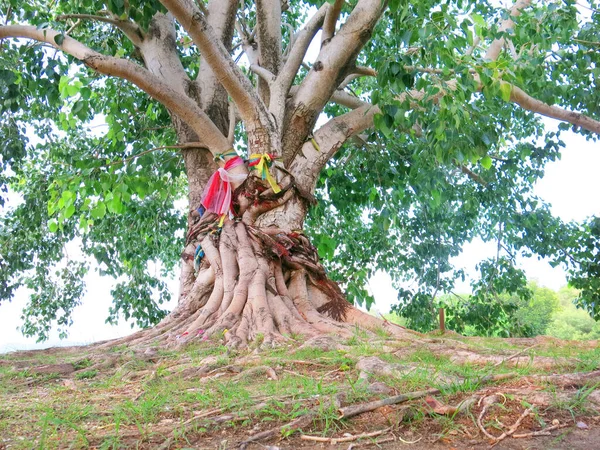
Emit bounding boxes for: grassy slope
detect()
[1,331,599,449]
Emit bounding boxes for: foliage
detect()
[392,283,599,340]
[546,286,600,340]
[1,0,600,339]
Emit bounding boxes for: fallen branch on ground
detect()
[477,395,502,440]
[300,427,391,444]
[338,389,441,419]
[339,372,517,420]
[513,423,570,438]
[239,413,315,448]
[493,343,540,367]
[490,406,533,447]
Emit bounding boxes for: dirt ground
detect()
[1,333,599,449]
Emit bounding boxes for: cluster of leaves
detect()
[0,3,186,340]
[308,0,600,329]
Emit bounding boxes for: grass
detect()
[1,333,599,448]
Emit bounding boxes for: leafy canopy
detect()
[1,0,600,340]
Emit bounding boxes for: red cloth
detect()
[201,156,245,216]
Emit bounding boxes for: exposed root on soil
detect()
[102,218,417,352]
[4,329,600,450]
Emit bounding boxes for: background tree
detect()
[1,0,599,345]
[430,282,559,337]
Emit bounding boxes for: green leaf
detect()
[53,33,65,46]
[91,202,107,219]
[471,13,485,28]
[500,82,512,102]
[65,204,76,219]
[481,155,493,170]
[48,219,58,233]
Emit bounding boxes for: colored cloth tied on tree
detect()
[193,244,205,272]
[200,156,247,217]
[248,153,281,193]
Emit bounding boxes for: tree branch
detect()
[271,4,328,123]
[321,0,344,45]
[282,0,386,162]
[227,102,236,145]
[56,13,144,46]
[159,0,268,128]
[0,24,231,153]
[459,165,488,186]
[197,0,239,135]
[255,0,282,102]
[250,64,276,85]
[290,104,378,192]
[485,0,531,60]
[508,84,600,134]
[330,90,368,109]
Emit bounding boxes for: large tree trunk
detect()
[80,3,416,350]
[107,164,415,351]
[155,183,415,349]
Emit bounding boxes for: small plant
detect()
[75,369,98,380]
[73,358,93,370]
[249,333,265,350]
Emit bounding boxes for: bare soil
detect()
[0,333,599,449]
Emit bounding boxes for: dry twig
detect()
[490,407,533,447]
[300,427,391,444]
[338,389,441,419]
[477,395,501,440]
[493,343,540,367]
[239,413,315,448]
[513,423,570,438]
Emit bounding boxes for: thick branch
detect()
[197,0,238,135]
[0,25,230,152]
[321,0,344,45]
[250,64,276,85]
[255,0,282,102]
[290,104,378,193]
[160,0,268,127]
[330,90,368,109]
[282,0,385,162]
[140,14,191,99]
[56,13,143,46]
[271,4,328,123]
[509,84,600,133]
[485,0,531,60]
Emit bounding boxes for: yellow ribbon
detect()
[249,153,281,193]
[218,214,226,228]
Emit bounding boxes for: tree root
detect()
[92,220,417,352]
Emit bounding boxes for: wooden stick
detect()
[513,423,570,438]
[300,427,390,444]
[338,372,517,421]
[338,389,441,419]
[490,407,533,447]
[477,396,501,441]
[493,343,539,368]
[476,372,517,384]
[439,308,445,334]
[239,413,314,447]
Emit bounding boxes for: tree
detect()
[1,0,599,346]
